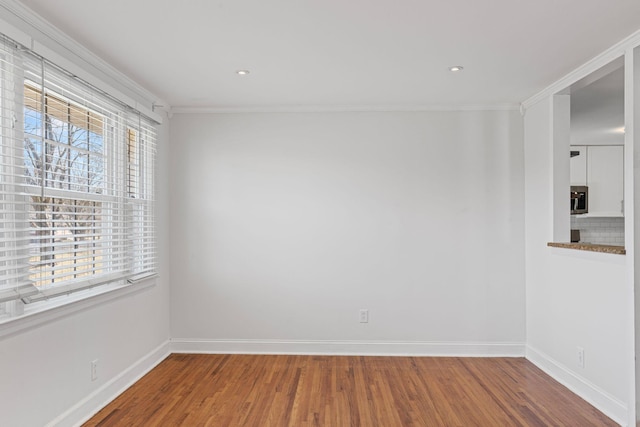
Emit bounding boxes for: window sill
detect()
[0,277,157,340]
[547,242,626,255]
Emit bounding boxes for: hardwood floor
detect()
[84,354,617,426]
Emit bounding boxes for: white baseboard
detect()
[170,338,525,357]
[525,345,627,426]
[46,340,171,427]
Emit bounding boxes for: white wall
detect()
[524,97,632,425]
[0,116,171,427]
[169,110,525,352]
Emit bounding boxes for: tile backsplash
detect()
[570,216,625,246]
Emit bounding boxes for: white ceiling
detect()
[17,0,640,110]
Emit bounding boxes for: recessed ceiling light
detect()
[236,70,250,75]
[449,66,464,72]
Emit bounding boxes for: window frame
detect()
[0,35,158,318]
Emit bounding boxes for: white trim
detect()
[170,104,520,115]
[526,345,627,426]
[522,29,640,110]
[170,338,526,357]
[45,340,171,427]
[623,42,638,427]
[0,278,157,339]
[0,0,166,123]
[0,11,29,47]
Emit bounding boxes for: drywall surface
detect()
[524,97,631,423]
[0,116,171,427]
[169,110,525,348]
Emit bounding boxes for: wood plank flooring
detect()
[84,354,617,426]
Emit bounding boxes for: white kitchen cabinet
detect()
[570,145,587,186]
[586,145,624,216]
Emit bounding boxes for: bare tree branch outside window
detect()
[24,84,105,286]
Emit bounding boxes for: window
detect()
[23,82,113,290]
[126,120,157,278]
[0,34,157,313]
[0,36,33,309]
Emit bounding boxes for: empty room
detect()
[1,0,640,425]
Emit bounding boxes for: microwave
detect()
[571,186,588,215]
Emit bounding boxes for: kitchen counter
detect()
[547,242,625,255]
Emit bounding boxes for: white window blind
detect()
[0,36,34,305]
[0,33,157,310]
[126,116,157,282]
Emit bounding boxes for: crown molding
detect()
[522,29,640,110]
[0,0,167,122]
[170,104,520,115]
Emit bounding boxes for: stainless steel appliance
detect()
[570,229,580,242]
[571,186,588,215]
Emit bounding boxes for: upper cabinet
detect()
[586,145,624,216]
[570,145,624,217]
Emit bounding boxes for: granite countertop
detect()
[547,242,626,255]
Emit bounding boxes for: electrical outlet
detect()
[359,309,369,323]
[91,359,99,381]
[576,347,585,368]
